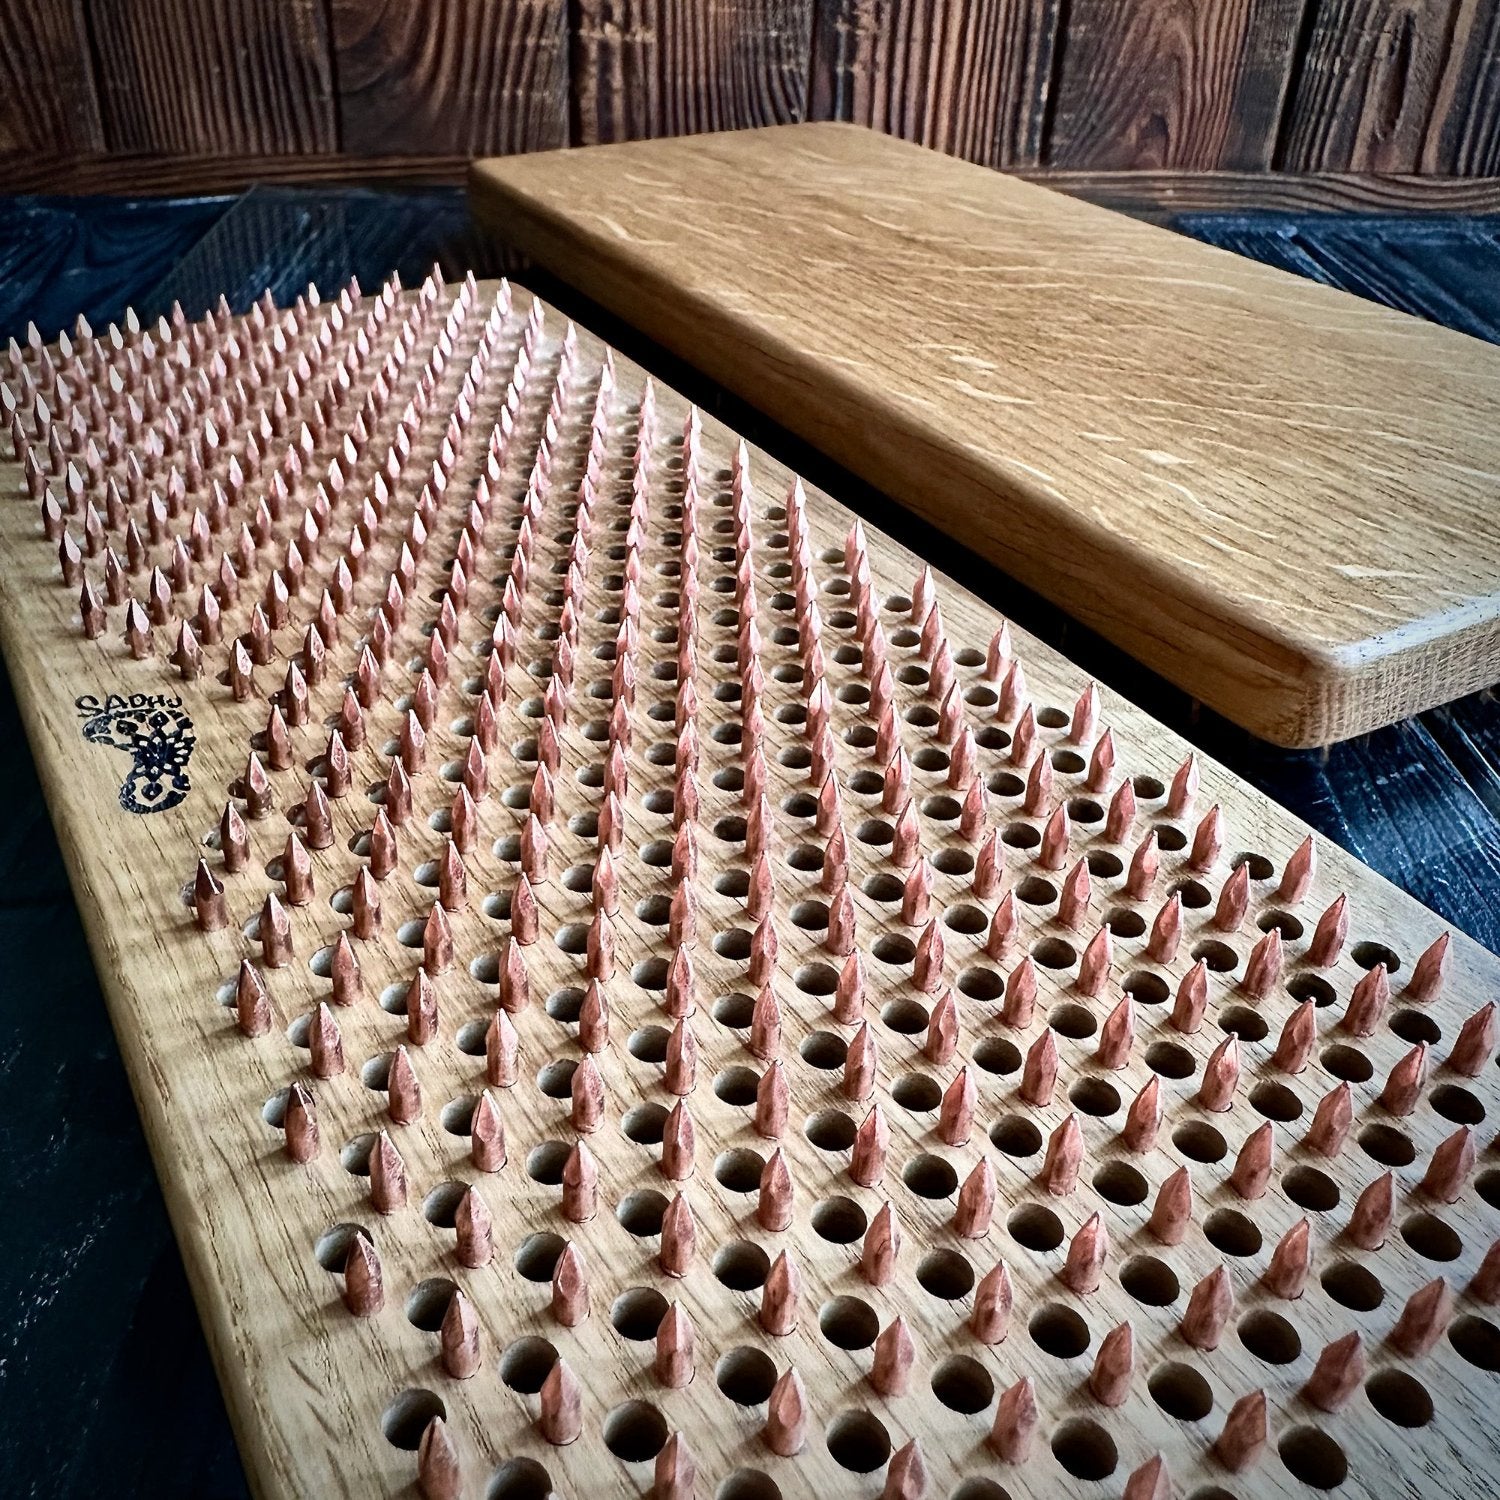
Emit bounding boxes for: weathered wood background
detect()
[2,0,1498,197]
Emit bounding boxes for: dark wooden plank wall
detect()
[3,0,1500,187]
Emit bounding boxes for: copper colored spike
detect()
[662,1099,695,1181]
[1170,959,1208,1034]
[1422,1125,1476,1203]
[1450,1002,1497,1075]
[763,1366,807,1456]
[937,1065,976,1145]
[301,783,332,850]
[471,1091,506,1172]
[422,903,453,974]
[486,1007,518,1088]
[844,1021,877,1102]
[1472,1239,1500,1304]
[870,1314,912,1392]
[1213,860,1250,931]
[1188,804,1221,871]
[972,1260,1013,1344]
[405,969,438,1046]
[861,1201,901,1286]
[1229,1121,1274,1199]
[1166,753,1198,818]
[1380,1042,1427,1115]
[1278,834,1316,903]
[924,990,959,1066]
[988,1376,1038,1463]
[1121,1076,1162,1152]
[417,1417,460,1500]
[1347,1171,1393,1250]
[1057,858,1090,930]
[760,1250,799,1336]
[571,1053,605,1132]
[510,872,539,944]
[562,1141,598,1222]
[308,1004,344,1078]
[1096,994,1134,1069]
[1020,1028,1058,1105]
[1126,829,1158,900]
[1391,1277,1453,1357]
[755,1060,789,1138]
[551,1242,589,1326]
[1214,1390,1267,1472]
[369,1131,407,1213]
[386,1045,421,1121]
[1089,1320,1134,1406]
[1001,955,1036,1027]
[955,1158,996,1238]
[986,890,1018,961]
[1406,931,1450,1002]
[1123,1454,1171,1500]
[1304,1079,1353,1156]
[538,1359,582,1445]
[1342,961,1389,1037]
[1264,1217,1311,1299]
[1148,1167,1192,1245]
[192,859,226,931]
[758,1148,794,1231]
[1307,893,1349,966]
[1303,1331,1364,1411]
[259,891,293,967]
[1146,892,1181,963]
[1105,778,1136,843]
[1271,1000,1316,1073]
[236,960,271,1037]
[1039,1113,1083,1196]
[1076,925,1112,996]
[1180,1264,1233,1350]
[1240,926,1282,1000]
[655,1303,695,1388]
[884,1439,928,1500]
[655,1432,695,1500]
[342,1233,382,1316]
[851,1104,889,1187]
[660,1192,697,1277]
[440,1290,481,1379]
[1062,1211,1108,1293]
[284,1082,319,1162]
[1197,1034,1239,1111]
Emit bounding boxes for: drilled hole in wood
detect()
[714,869,751,899]
[813,1197,868,1244]
[610,1288,669,1343]
[603,1399,668,1462]
[405,1277,458,1331]
[514,1232,566,1282]
[932,1355,994,1414]
[892,1072,942,1111]
[990,1115,1042,1156]
[872,933,916,965]
[1288,974,1336,1007]
[1258,909,1303,940]
[917,1249,974,1300]
[1391,1008,1440,1045]
[1122,1255,1180,1306]
[1278,1426,1347,1490]
[1321,1261,1384,1312]
[800,1031,848,1069]
[974,1038,1022,1076]
[440,1095,478,1135]
[340,1134,376,1175]
[794,963,838,996]
[1008,1203,1064,1253]
[1092,1160,1147,1205]
[1431,1082,1485,1124]
[1105,907,1146,938]
[1366,1370,1433,1428]
[1015,875,1056,905]
[1087,850,1124,878]
[1155,825,1187,852]
[536,1059,577,1098]
[1030,1304,1090,1358]
[904,1153,959,1199]
[712,1241,771,1291]
[1352,940,1401,973]
[499,1337,558,1394]
[715,1149,766,1193]
[1123,971,1170,1005]
[1149,1361,1213,1421]
[715,1346,777,1405]
[1069,1077,1121,1117]
[1320,1043,1372,1082]
[950,1482,1013,1500]
[804,1109,857,1152]
[1052,1418,1117,1481]
[1249,1081,1302,1121]
[716,1471,781,1500]
[1450,1315,1500,1370]
[627,1025,670,1062]
[987,771,1025,798]
[1284,1164,1340,1212]
[314,1223,371,1272]
[1146,1041,1195,1078]
[1403,1212,1463,1261]
[1172,1121,1227,1163]
[880,999,929,1033]
[616,1190,668,1237]
[381,1389,445,1451]
[1239,1308,1301,1364]
[958,966,1004,1001]
[819,1294,880,1349]
[1358,1123,1415,1167]
[826,1410,891,1473]
[1049,1002,1096,1039]
[1204,1208,1261,1257]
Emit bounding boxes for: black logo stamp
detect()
[76,692,196,815]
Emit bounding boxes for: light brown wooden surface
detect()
[471,122,1500,747]
[4,278,1500,1500]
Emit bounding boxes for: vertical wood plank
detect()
[808,0,1061,168]
[571,0,813,146]
[1278,0,1469,171]
[1047,0,1307,170]
[0,0,103,156]
[333,0,568,155]
[1424,0,1500,172]
[90,0,336,155]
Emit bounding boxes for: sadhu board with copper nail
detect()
[1,274,1498,1500]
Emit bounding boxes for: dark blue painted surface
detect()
[0,188,1496,1496]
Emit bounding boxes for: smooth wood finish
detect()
[1048,0,1306,170]
[331,0,569,156]
[472,123,1500,747]
[808,0,1061,167]
[6,275,1500,1500]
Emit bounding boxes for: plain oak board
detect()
[470,122,1500,748]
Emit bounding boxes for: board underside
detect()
[470,124,1500,749]
[3,277,1500,1500]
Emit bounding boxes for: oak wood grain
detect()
[89,0,336,156]
[472,123,1500,746]
[1048,0,1308,170]
[7,278,1500,1500]
[0,0,103,157]
[572,0,813,144]
[809,0,1062,167]
[331,0,568,156]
